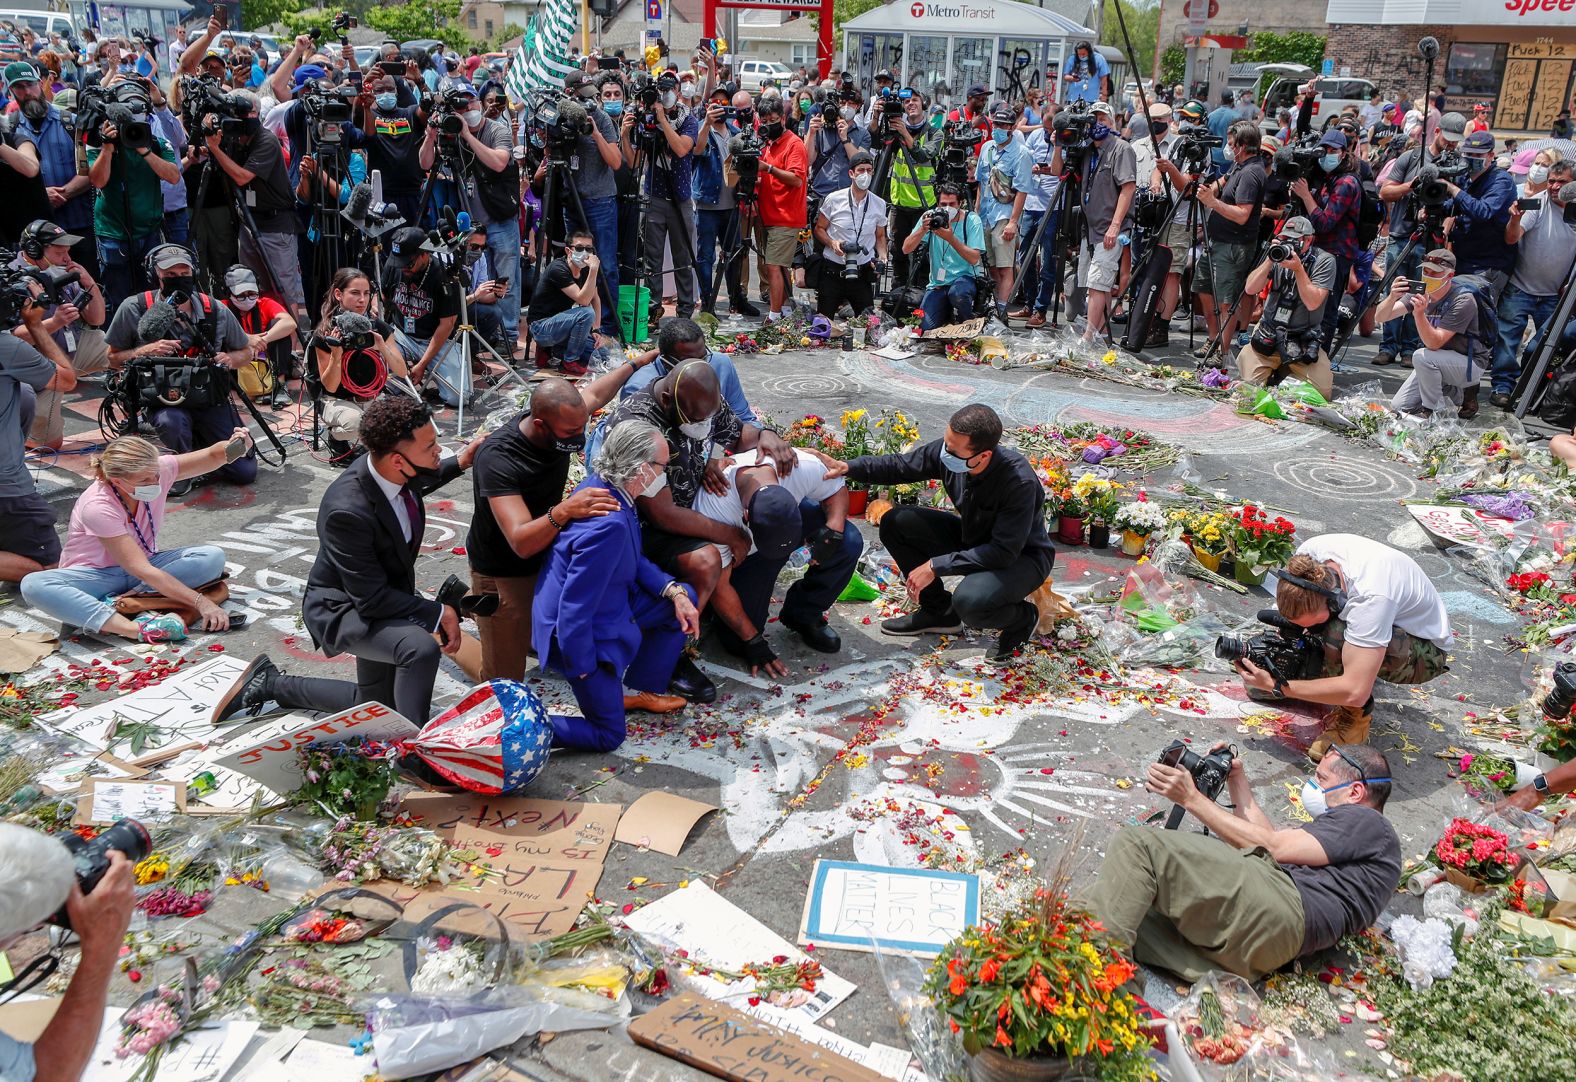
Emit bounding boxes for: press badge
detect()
[245,189,256,207]
[404,315,416,335]
[62,326,76,352]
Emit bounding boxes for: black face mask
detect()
[735,109,754,126]
[761,121,784,140]
[159,274,194,299]
[401,457,444,486]
[552,432,586,454]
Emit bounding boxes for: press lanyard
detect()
[126,500,156,555]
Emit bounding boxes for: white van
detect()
[1258,63,1378,136]
[735,59,794,92]
[0,6,75,41]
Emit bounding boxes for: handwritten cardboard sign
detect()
[75,778,186,825]
[629,993,888,1082]
[350,853,605,940]
[399,793,620,864]
[212,702,418,795]
[34,653,250,752]
[614,791,717,856]
[1405,502,1522,553]
[798,860,979,957]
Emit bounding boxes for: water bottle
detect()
[1117,232,1131,248]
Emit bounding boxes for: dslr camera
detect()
[52,818,151,929]
[1157,741,1236,829]
[1215,608,1325,686]
[840,243,866,279]
[0,258,82,326]
[926,206,953,230]
[1542,661,1576,723]
[1267,238,1297,264]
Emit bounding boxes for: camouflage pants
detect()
[1316,617,1450,686]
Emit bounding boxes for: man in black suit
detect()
[215,396,480,725]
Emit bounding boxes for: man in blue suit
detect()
[533,419,703,752]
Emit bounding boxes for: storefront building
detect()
[1325,0,1576,134]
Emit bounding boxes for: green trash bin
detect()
[618,285,650,342]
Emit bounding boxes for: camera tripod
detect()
[1327,213,1446,367]
[1003,142,1090,332]
[1510,250,1576,419]
[189,149,283,301]
[627,128,700,339]
[871,130,939,310]
[708,176,762,316]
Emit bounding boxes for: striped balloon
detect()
[402,679,552,794]
[504,0,579,102]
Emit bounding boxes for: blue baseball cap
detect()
[746,486,802,561]
[448,79,478,98]
[1318,129,1348,150]
[292,63,327,89]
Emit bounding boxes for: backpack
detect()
[1356,176,1384,247]
[1538,360,1576,430]
[1447,274,1498,381]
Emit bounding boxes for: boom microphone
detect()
[136,301,181,345]
[344,182,374,221]
[334,311,375,338]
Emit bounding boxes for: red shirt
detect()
[226,295,287,337]
[758,129,809,228]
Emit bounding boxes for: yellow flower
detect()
[1101,351,1118,365]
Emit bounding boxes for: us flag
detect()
[405,679,552,794]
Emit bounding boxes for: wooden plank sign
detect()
[628,993,889,1082]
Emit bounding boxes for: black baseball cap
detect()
[746,485,802,560]
[387,226,429,269]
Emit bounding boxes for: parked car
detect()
[1258,63,1378,136]
[213,31,282,69]
[0,7,75,43]
[735,58,794,92]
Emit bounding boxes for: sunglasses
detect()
[232,291,259,301]
[569,244,594,252]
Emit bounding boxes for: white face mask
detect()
[569,250,589,266]
[231,295,258,311]
[852,172,871,191]
[840,105,856,121]
[680,81,695,98]
[464,108,483,128]
[1529,164,1550,185]
[678,419,711,441]
[640,468,667,498]
[662,91,677,109]
[129,481,162,503]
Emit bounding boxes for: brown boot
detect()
[1307,699,1374,762]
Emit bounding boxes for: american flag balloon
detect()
[402,680,552,794]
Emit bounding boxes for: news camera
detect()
[938,119,985,185]
[77,80,153,151]
[872,85,913,144]
[1273,135,1324,182]
[300,79,359,149]
[729,128,763,198]
[180,75,250,142]
[1172,124,1223,176]
[0,257,81,326]
[1052,99,1095,150]
[1416,152,1470,207]
[532,91,593,158]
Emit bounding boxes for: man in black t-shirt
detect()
[1193,122,1266,349]
[358,68,428,230]
[465,362,662,687]
[1081,743,1401,982]
[383,226,469,406]
[527,230,600,377]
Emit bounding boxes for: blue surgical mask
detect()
[1468,155,1490,175]
[992,129,1011,146]
[603,99,623,116]
[1089,122,1113,141]
[1319,153,1341,172]
[938,448,975,473]
[375,92,397,111]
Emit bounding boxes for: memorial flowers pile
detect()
[1434,818,1519,886]
[925,885,1155,1080]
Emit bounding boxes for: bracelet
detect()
[546,507,565,530]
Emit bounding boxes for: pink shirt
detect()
[59,456,181,570]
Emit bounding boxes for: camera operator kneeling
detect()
[0,823,136,1082]
[1232,535,1452,761]
[813,151,888,317]
[904,183,986,332]
[21,433,248,643]
[1374,249,1479,420]
[1080,742,1400,982]
[1234,216,1336,400]
[104,244,258,494]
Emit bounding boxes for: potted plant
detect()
[1052,486,1087,546]
[1077,477,1121,550]
[839,408,874,516]
[1225,504,1297,586]
[1184,510,1230,572]
[926,886,1156,1082]
[1432,817,1520,893]
[1112,499,1166,557]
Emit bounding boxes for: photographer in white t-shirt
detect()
[1232,534,1453,763]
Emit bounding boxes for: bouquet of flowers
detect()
[1433,817,1520,888]
[315,819,487,888]
[291,739,398,821]
[840,408,874,460]
[1225,504,1297,572]
[785,414,845,456]
[1113,498,1167,534]
[1074,475,1122,525]
[1183,509,1232,555]
[925,886,1155,1080]
[874,408,921,455]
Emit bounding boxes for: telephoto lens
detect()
[50,818,151,928]
[1542,661,1576,722]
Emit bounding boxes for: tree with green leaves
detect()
[1237,31,1326,72]
[1100,0,1158,83]
[364,0,470,50]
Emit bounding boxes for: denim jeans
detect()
[150,401,258,485]
[1380,243,1422,359]
[96,231,162,317]
[695,207,742,312]
[529,306,595,364]
[920,278,979,331]
[393,327,471,407]
[580,196,620,335]
[1491,285,1559,394]
[162,208,190,247]
[1014,208,1061,311]
[21,545,228,632]
[485,218,523,343]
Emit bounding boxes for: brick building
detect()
[1324,0,1576,135]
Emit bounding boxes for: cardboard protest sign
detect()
[614,791,717,856]
[76,777,186,824]
[353,857,605,940]
[629,994,888,1082]
[398,792,620,864]
[1406,502,1521,552]
[212,702,418,796]
[798,860,979,957]
[33,653,250,753]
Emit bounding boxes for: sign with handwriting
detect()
[799,860,979,956]
[629,994,888,1082]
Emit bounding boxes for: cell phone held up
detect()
[1406,280,1428,295]
[225,435,248,463]
[1518,197,1541,212]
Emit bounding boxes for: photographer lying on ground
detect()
[1231,534,1453,761]
[1079,742,1401,982]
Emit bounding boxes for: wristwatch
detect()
[1533,773,1550,794]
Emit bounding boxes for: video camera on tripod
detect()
[528,91,593,159]
[1272,134,1324,182]
[300,78,360,149]
[937,119,984,185]
[180,75,250,142]
[76,80,154,151]
[1052,100,1096,150]
[1171,123,1223,177]
[0,256,81,326]
[872,85,913,144]
[1415,152,1470,207]
[729,128,764,198]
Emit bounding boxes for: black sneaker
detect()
[780,613,840,653]
[668,655,717,704]
[168,477,196,499]
[731,299,762,318]
[1372,351,1396,367]
[880,609,963,636]
[988,602,1039,663]
[213,654,281,724]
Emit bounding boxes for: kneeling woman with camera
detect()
[313,267,413,462]
[20,433,250,643]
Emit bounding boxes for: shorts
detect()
[1197,240,1255,304]
[1162,219,1195,253]
[642,526,710,575]
[1317,616,1451,686]
[0,492,62,567]
[1078,239,1123,294]
[762,226,801,268]
[986,219,1018,268]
